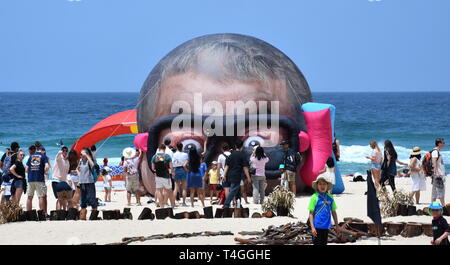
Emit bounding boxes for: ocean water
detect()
[0,92,449,175]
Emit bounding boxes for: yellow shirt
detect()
[208,168,219,184]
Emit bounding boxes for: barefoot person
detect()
[184,146,206,208]
[280,140,301,194]
[67,150,80,209]
[250,146,269,204]
[77,148,98,220]
[380,140,407,192]
[25,146,50,215]
[9,151,27,205]
[52,146,72,210]
[431,138,446,206]
[172,142,188,206]
[366,141,383,190]
[151,144,175,208]
[408,147,426,204]
[123,147,142,206]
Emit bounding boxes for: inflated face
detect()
[137,33,313,194]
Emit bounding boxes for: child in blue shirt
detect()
[308,175,340,245]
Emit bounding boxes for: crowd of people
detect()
[0,136,447,245]
[365,138,446,207]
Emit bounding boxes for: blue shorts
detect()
[371,163,381,170]
[174,167,187,182]
[55,181,72,192]
[13,179,25,189]
[80,183,97,209]
[187,172,203,188]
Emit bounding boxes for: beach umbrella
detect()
[71,110,138,154]
[367,170,382,243]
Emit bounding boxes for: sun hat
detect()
[410,146,422,156]
[312,175,333,191]
[122,147,136,159]
[212,161,218,165]
[428,202,443,215]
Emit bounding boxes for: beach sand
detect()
[0,175,448,245]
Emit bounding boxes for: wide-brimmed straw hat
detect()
[410,146,422,156]
[122,147,136,159]
[312,175,333,191]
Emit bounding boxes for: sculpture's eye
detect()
[181,139,202,152]
[243,136,265,148]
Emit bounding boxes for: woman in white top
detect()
[408,146,426,204]
[317,157,336,193]
[366,141,383,190]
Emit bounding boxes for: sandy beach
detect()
[0,175,448,245]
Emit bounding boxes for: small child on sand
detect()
[428,202,449,245]
[0,178,12,203]
[207,161,220,202]
[308,175,340,245]
[102,168,112,202]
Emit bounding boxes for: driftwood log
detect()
[401,222,423,238]
[251,212,262,218]
[103,231,234,245]
[385,222,405,236]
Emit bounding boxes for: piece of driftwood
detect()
[367,223,384,236]
[233,208,242,218]
[103,231,234,245]
[238,231,262,236]
[67,208,79,220]
[188,211,201,219]
[385,222,405,236]
[155,208,170,220]
[401,222,423,238]
[89,210,100,221]
[251,212,262,218]
[138,208,153,220]
[223,208,234,218]
[214,208,224,218]
[121,208,133,220]
[422,223,433,237]
[407,205,417,216]
[27,210,38,221]
[203,206,213,219]
[242,208,249,218]
[262,210,275,218]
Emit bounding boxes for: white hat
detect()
[312,175,332,191]
[122,147,136,159]
[212,161,218,165]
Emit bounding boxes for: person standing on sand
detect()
[9,151,27,205]
[172,142,188,206]
[218,143,232,198]
[151,144,175,208]
[184,146,206,208]
[67,149,80,209]
[408,147,426,204]
[222,140,251,209]
[1,142,20,181]
[308,175,341,245]
[25,146,50,215]
[280,140,301,194]
[52,146,72,210]
[123,147,142,206]
[380,140,407,192]
[431,138,446,206]
[366,141,383,190]
[77,148,97,220]
[250,146,269,204]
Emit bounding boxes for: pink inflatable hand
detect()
[134,132,149,152]
[298,131,310,152]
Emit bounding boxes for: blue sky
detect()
[1,0,449,93]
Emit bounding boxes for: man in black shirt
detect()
[222,140,251,208]
[281,140,301,194]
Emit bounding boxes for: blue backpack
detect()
[89,163,100,183]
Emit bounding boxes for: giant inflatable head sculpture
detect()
[136,33,314,195]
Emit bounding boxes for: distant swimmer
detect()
[56,140,64,146]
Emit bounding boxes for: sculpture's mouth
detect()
[144,114,302,179]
